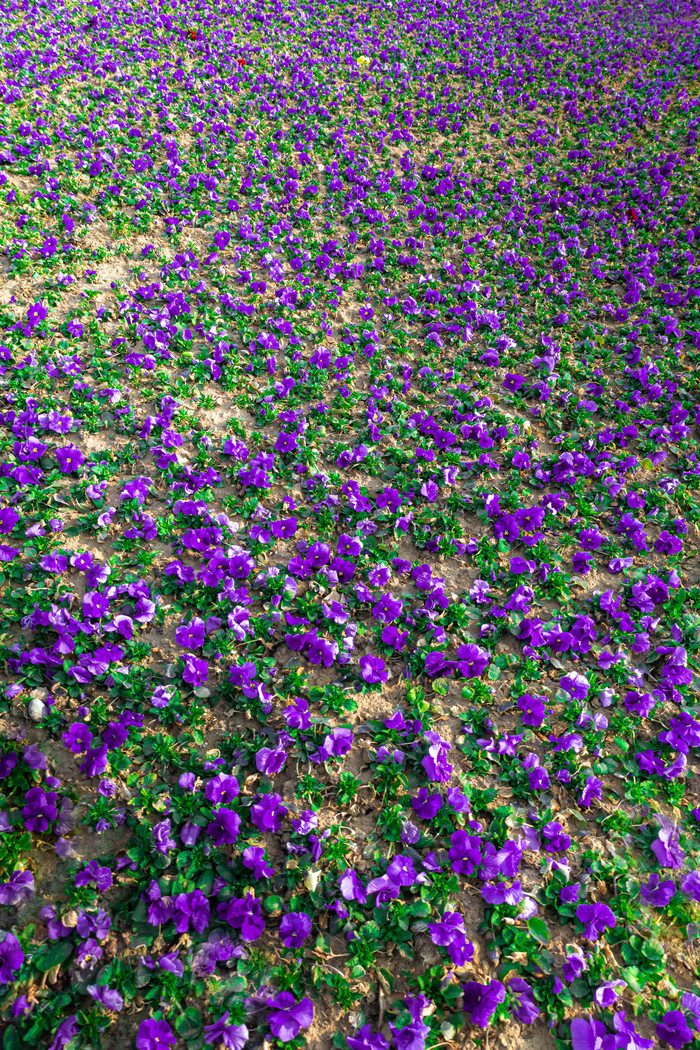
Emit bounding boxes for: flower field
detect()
[1,0,700,1046]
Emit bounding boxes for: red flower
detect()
[189,30,197,40]
[238,58,246,66]
[627,208,638,221]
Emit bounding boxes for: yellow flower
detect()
[357,55,370,69]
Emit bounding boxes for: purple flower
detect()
[151,818,176,855]
[243,847,274,879]
[48,1017,80,1050]
[62,722,92,755]
[136,1019,176,1050]
[204,1012,249,1050]
[389,997,430,1050]
[462,980,506,1027]
[75,861,112,893]
[427,911,474,965]
[251,793,286,833]
[158,952,184,976]
[359,654,388,684]
[421,732,453,783]
[217,894,265,941]
[449,830,483,876]
[681,871,700,901]
[372,593,403,623]
[322,726,353,758]
[570,1016,608,1050]
[205,774,240,806]
[256,743,287,776]
[339,869,367,903]
[481,881,524,906]
[652,822,686,869]
[517,693,545,726]
[347,1024,390,1050]
[0,932,24,982]
[207,807,241,846]
[454,642,490,678]
[182,655,208,687]
[610,1012,654,1049]
[0,869,34,906]
[55,444,85,473]
[655,1011,693,1049]
[10,995,32,1018]
[0,753,17,779]
[266,991,314,1042]
[173,890,210,934]
[21,786,57,832]
[563,947,588,982]
[509,555,534,575]
[40,905,72,940]
[279,911,312,949]
[578,776,602,808]
[640,874,676,907]
[508,978,539,1024]
[75,938,102,969]
[576,902,615,940]
[594,980,626,1008]
[26,301,47,328]
[412,789,443,820]
[88,984,123,1011]
[79,744,108,777]
[175,618,206,649]
[560,672,590,700]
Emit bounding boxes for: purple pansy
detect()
[266,991,314,1042]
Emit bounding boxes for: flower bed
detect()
[0,0,699,1047]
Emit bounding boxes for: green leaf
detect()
[621,965,645,992]
[487,664,501,681]
[175,1007,203,1039]
[432,677,450,695]
[3,1027,22,1050]
[527,916,550,944]
[262,894,285,911]
[33,939,73,972]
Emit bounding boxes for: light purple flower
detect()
[560,672,590,700]
[594,980,626,1008]
[204,1012,249,1050]
[652,822,686,869]
[87,984,123,1011]
[0,869,34,906]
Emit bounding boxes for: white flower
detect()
[304,868,320,892]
